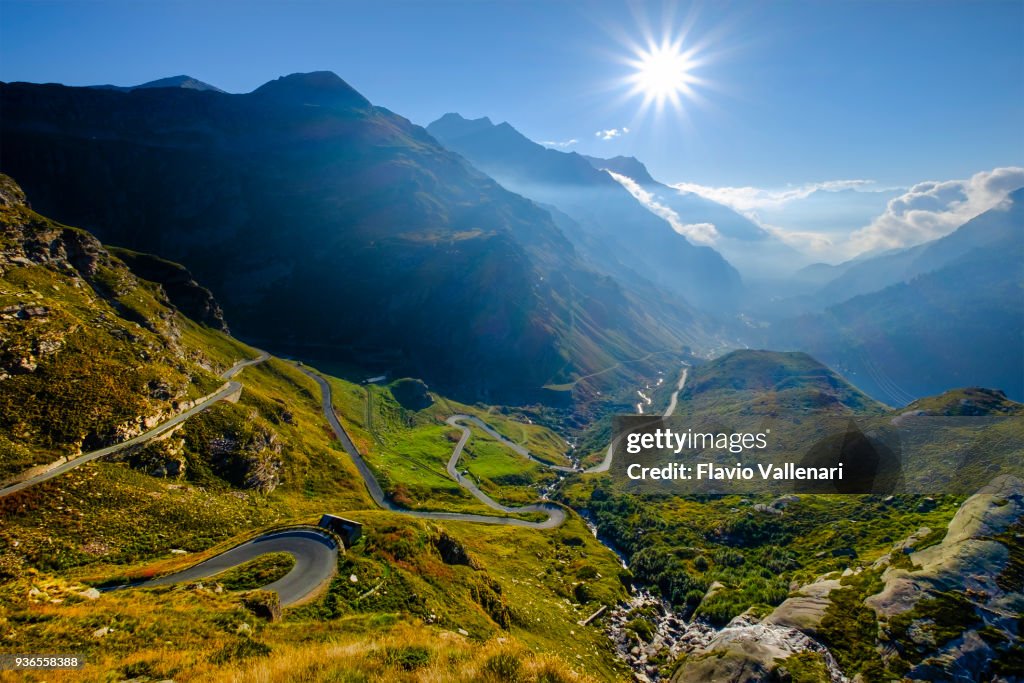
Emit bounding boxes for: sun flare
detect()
[625,39,700,113]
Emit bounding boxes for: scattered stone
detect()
[77,587,101,601]
[92,627,110,638]
[772,494,801,509]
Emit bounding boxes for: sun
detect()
[626,39,698,112]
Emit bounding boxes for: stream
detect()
[579,510,716,682]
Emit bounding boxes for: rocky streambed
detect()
[581,511,847,682]
[602,591,715,682]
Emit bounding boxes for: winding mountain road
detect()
[124,528,339,607]
[299,367,567,529]
[663,366,689,418]
[0,352,270,498]
[16,351,684,606]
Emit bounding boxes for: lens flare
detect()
[626,38,699,113]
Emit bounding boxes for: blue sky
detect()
[1,0,1021,191]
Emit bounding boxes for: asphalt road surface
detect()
[116,528,338,607]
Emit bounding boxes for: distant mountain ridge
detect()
[812,187,1024,306]
[90,74,225,93]
[427,113,744,311]
[579,153,807,281]
[770,189,1024,403]
[580,154,768,242]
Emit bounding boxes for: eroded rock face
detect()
[764,578,843,635]
[869,476,1022,619]
[207,425,283,494]
[673,613,847,683]
[110,248,228,332]
[432,530,475,566]
[866,475,1024,680]
[127,438,188,480]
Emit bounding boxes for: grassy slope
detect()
[326,378,574,516]
[1,356,631,681]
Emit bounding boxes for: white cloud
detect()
[540,138,578,149]
[671,179,878,212]
[846,166,1024,255]
[667,178,877,258]
[607,170,719,245]
[595,127,630,141]
[759,224,836,256]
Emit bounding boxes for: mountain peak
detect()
[252,71,370,108]
[88,74,225,94]
[581,154,657,185]
[134,75,225,93]
[435,112,493,126]
[427,113,498,142]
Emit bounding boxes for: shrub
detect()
[381,644,432,671]
[482,651,523,682]
[211,637,272,663]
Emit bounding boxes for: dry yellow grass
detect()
[215,623,597,683]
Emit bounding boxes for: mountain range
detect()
[2,70,1019,409]
[576,153,804,279]
[0,72,716,405]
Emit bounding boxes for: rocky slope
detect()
[0,173,255,481]
[672,475,1024,682]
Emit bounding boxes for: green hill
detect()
[680,349,887,416]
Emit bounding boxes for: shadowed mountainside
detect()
[0,73,714,404]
